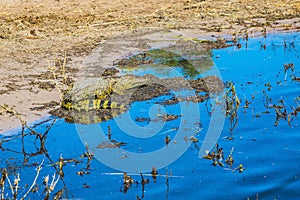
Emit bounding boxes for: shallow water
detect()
[1,32,300,199]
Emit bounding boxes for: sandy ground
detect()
[0,0,300,133]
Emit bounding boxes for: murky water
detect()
[1,32,300,200]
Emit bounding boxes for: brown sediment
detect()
[0,0,299,133]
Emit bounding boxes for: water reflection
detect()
[114,47,213,79]
[1,32,300,199]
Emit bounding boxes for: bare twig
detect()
[4,173,21,200]
[49,173,60,193]
[5,173,15,198]
[62,51,67,84]
[0,104,37,134]
[21,159,44,200]
[13,174,21,199]
[48,52,70,105]
[49,60,64,103]
[1,169,7,199]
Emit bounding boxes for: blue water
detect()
[1,32,300,199]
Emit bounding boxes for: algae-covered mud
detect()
[1,32,300,199]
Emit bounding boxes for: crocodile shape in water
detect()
[50,74,224,124]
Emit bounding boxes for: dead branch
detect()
[20,159,44,200]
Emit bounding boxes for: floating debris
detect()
[161,114,179,121]
[203,144,224,167]
[165,135,170,146]
[243,100,252,108]
[284,63,295,81]
[203,145,245,173]
[236,164,246,173]
[138,173,149,199]
[264,82,272,91]
[151,166,158,183]
[292,76,300,82]
[121,173,136,193]
[189,136,198,143]
[284,63,295,73]
[225,147,235,167]
[225,82,240,132]
[76,171,90,176]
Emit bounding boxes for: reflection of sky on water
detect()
[1,32,300,199]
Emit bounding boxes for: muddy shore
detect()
[0,0,299,133]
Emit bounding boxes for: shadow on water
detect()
[1,32,300,199]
